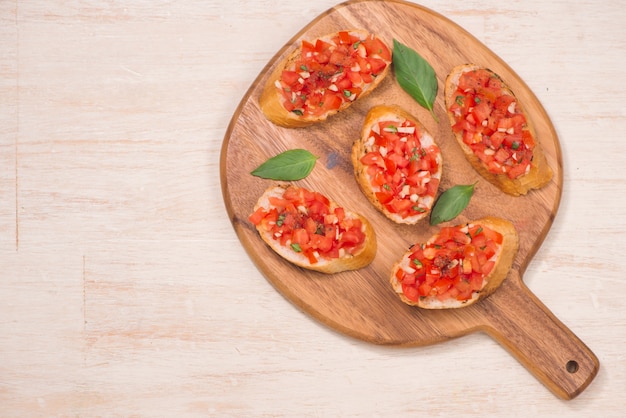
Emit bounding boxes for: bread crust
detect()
[352,105,442,224]
[444,64,552,196]
[259,30,391,128]
[252,185,377,273]
[390,216,519,309]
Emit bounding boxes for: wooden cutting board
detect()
[220,0,598,399]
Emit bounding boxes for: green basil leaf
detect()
[392,39,438,121]
[429,183,477,226]
[251,149,318,181]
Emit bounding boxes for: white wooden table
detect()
[1,1,624,416]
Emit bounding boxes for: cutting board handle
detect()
[481,270,599,399]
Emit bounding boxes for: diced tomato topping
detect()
[375,190,394,205]
[359,118,441,220]
[248,207,265,226]
[368,57,388,75]
[276,32,390,118]
[338,30,352,45]
[402,283,420,302]
[268,196,289,208]
[472,101,492,124]
[494,94,516,113]
[494,148,511,163]
[362,36,392,61]
[395,223,503,302]
[249,186,367,263]
[447,68,537,179]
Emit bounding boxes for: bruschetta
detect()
[390,216,518,309]
[248,185,377,273]
[259,30,392,128]
[444,64,552,196]
[352,105,442,224]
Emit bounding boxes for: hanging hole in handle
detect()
[566,360,579,373]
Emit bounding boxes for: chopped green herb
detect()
[343,90,352,97]
[277,213,286,227]
[511,141,520,150]
[291,243,302,252]
[299,64,309,71]
[353,41,361,50]
[383,184,391,191]
[386,125,398,133]
[456,95,464,106]
[292,109,303,116]
[474,97,481,104]
[412,259,423,268]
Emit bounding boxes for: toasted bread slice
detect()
[259,30,391,128]
[390,216,518,308]
[444,64,552,196]
[249,185,377,273]
[352,105,442,224]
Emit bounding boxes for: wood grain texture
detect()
[1,0,625,416]
[221,0,597,399]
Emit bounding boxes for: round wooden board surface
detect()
[220,0,598,399]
